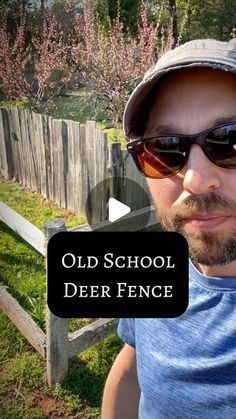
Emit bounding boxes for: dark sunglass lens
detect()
[206,126,236,168]
[135,138,186,178]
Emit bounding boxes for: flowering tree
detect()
[31,12,74,110]
[73,3,174,123]
[0,11,31,101]
[0,1,175,121]
[0,4,78,110]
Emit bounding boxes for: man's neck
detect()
[195,260,236,278]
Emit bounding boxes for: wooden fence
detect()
[0,107,150,223]
[0,201,160,386]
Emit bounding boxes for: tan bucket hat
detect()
[123,38,236,140]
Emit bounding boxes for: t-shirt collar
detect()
[189,258,236,290]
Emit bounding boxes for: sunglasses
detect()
[127,122,236,179]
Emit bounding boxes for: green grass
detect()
[0,175,122,418]
[0,94,28,110]
[0,174,87,230]
[49,90,107,124]
[50,92,127,148]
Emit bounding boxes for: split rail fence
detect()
[0,105,157,385]
[0,107,150,224]
[0,201,160,386]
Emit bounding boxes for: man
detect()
[101,39,236,418]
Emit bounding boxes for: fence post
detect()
[109,142,124,201]
[44,219,68,387]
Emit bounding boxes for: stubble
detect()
[155,192,236,266]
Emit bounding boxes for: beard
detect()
[154,192,236,266]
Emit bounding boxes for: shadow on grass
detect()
[0,222,45,265]
[60,335,123,408]
[0,250,44,272]
[62,358,104,408]
[0,250,44,273]
[0,221,42,249]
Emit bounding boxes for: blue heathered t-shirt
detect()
[118,260,236,418]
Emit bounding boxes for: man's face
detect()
[144,67,236,275]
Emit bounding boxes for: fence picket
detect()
[0,107,149,218]
[10,108,21,183]
[4,108,15,180]
[47,115,54,201]
[78,123,88,215]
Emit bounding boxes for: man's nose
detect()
[182,145,220,195]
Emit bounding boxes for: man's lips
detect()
[182,214,232,229]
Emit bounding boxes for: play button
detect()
[85,177,152,230]
[108,198,131,222]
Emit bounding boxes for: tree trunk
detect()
[41,0,45,17]
[168,0,178,47]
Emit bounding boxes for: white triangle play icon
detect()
[108,198,131,222]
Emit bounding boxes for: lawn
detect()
[0,174,122,418]
[49,90,107,125]
[50,91,127,148]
